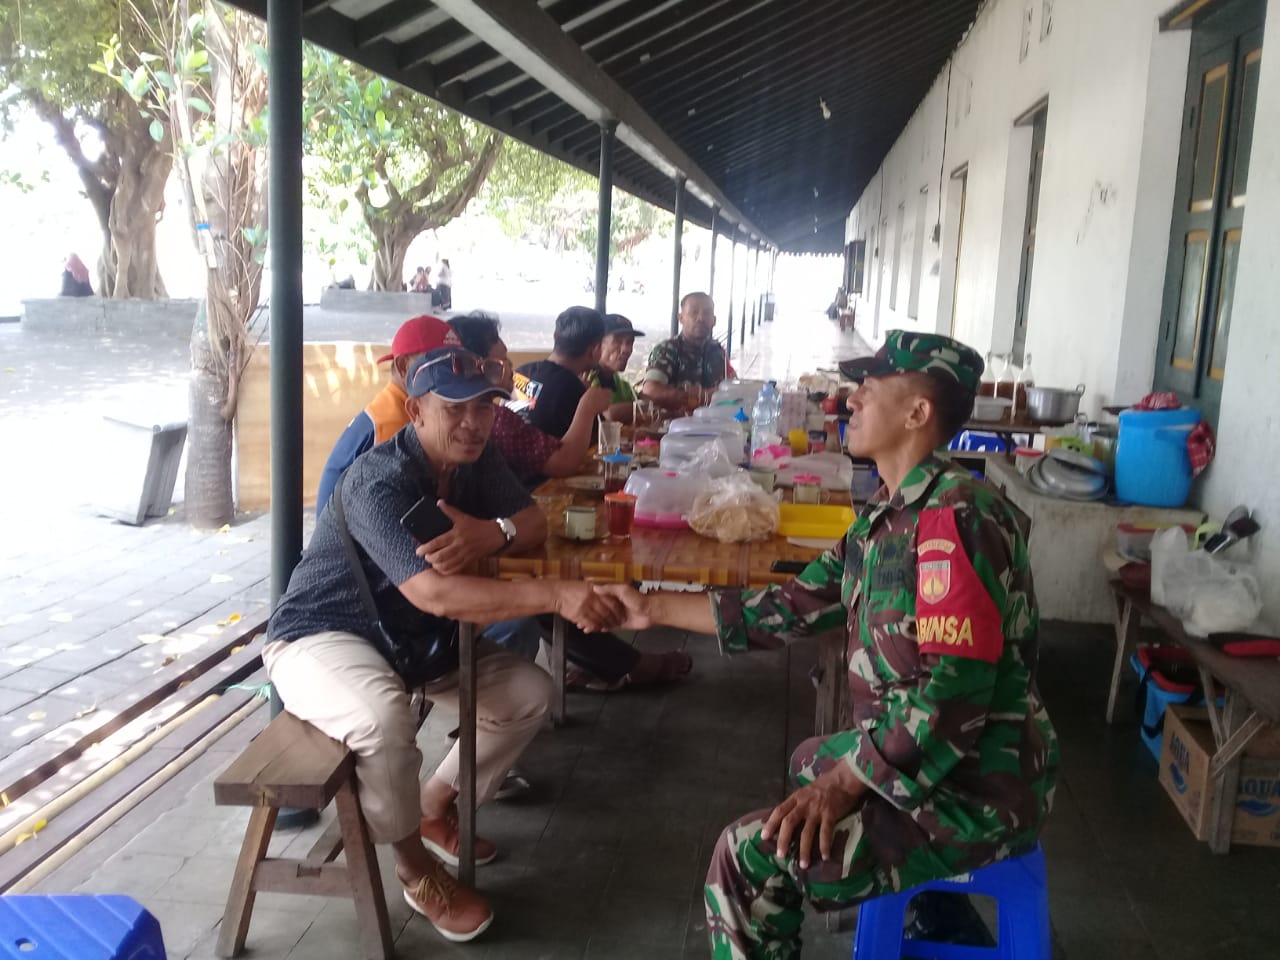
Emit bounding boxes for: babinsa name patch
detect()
[915,508,1003,663]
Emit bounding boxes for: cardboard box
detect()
[1159,705,1280,848]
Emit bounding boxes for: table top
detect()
[486,477,843,588]
[1114,583,1280,725]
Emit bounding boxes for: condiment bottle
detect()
[1014,352,1035,422]
[979,352,997,398]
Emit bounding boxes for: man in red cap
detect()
[316,315,459,516]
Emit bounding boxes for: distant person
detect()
[513,306,604,439]
[640,292,733,411]
[60,253,93,297]
[433,259,452,309]
[826,287,848,320]
[586,313,645,424]
[412,266,432,294]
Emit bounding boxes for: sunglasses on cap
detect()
[411,350,507,387]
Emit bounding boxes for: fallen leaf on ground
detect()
[217,523,232,534]
[14,819,47,844]
[210,574,233,584]
[74,704,99,719]
[161,655,177,667]
[230,645,246,655]
[26,711,46,721]
[2,792,9,807]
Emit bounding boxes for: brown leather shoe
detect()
[420,804,498,867]
[402,863,493,943]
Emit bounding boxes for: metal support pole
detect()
[671,175,686,337]
[708,207,719,303]
[725,236,736,365]
[750,242,760,336]
[593,122,615,314]
[739,236,747,350]
[267,0,315,829]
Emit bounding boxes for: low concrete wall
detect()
[22,298,199,338]
[318,288,439,314]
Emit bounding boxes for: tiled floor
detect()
[28,619,1280,959]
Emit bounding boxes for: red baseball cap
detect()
[376,314,460,363]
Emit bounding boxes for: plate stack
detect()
[1027,448,1108,501]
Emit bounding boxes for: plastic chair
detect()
[0,895,166,959]
[852,845,1049,959]
[948,430,1009,454]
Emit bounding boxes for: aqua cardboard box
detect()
[1159,705,1280,848]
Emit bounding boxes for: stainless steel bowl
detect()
[1025,384,1085,423]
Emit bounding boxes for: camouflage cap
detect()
[838,330,984,393]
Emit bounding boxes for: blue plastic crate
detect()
[0,895,165,959]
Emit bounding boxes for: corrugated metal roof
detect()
[233,0,980,253]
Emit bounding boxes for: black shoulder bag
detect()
[331,473,455,684]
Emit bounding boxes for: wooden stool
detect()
[213,711,392,960]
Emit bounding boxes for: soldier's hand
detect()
[594,584,652,629]
[555,582,626,633]
[761,769,867,869]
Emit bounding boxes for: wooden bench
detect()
[213,711,392,960]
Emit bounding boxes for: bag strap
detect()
[332,473,383,630]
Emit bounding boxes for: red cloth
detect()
[1133,391,1181,411]
[1188,420,1216,477]
[490,405,561,476]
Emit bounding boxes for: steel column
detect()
[671,175,686,338]
[725,235,736,364]
[708,206,719,303]
[267,0,316,829]
[268,0,305,608]
[594,122,615,314]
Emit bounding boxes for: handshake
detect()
[554,582,653,634]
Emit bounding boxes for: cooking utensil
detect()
[1044,446,1107,476]
[1203,507,1261,554]
[1025,383,1086,424]
[1028,460,1107,501]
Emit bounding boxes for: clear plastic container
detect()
[623,469,709,529]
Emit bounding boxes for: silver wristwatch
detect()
[495,517,517,546]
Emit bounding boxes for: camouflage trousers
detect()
[704,734,998,960]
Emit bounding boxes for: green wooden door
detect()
[1155,1,1263,423]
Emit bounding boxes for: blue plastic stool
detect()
[852,845,1049,959]
[0,895,166,959]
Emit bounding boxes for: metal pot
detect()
[1025,383,1085,424]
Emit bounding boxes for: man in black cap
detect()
[587,312,646,423]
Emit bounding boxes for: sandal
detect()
[565,651,692,693]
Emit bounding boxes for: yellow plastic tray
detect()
[776,504,855,540]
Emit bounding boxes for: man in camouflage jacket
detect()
[603,330,1058,959]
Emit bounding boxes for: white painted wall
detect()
[844,0,1188,417]
[1200,0,1280,619]
[845,0,1280,622]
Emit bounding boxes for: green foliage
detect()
[303,47,499,234]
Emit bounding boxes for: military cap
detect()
[838,330,984,393]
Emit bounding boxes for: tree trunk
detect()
[369,220,414,291]
[184,300,235,528]
[101,122,173,298]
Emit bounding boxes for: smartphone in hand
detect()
[400,496,454,544]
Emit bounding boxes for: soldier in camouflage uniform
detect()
[603,330,1058,959]
[640,292,730,410]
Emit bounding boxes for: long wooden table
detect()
[1108,582,1280,853]
[453,478,847,884]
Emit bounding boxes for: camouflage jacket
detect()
[643,335,728,389]
[712,454,1058,840]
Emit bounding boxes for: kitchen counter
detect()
[984,456,1203,622]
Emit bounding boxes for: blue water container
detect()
[1114,408,1201,507]
[0,896,165,959]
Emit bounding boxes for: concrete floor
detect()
[23,619,1280,960]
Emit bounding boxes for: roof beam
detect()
[429,0,771,244]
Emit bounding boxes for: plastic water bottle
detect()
[734,406,752,464]
[750,382,780,457]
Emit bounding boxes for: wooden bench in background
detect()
[213,711,392,960]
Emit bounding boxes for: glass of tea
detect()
[604,492,637,538]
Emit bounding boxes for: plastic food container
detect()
[659,431,740,470]
[1013,447,1043,476]
[623,469,709,529]
[777,504,855,540]
[972,395,1013,422]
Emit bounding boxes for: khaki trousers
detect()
[262,631,553,845]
